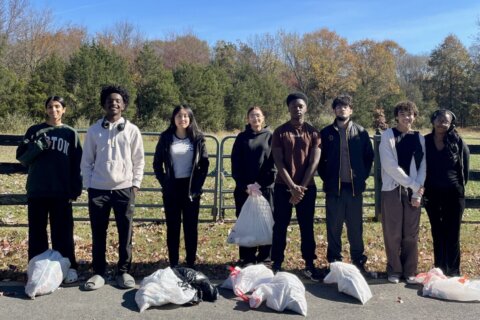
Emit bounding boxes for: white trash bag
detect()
[416,268,480,302]
[25,249,71,299]
[135,267,197,312]
[323,262,372,304]
[224,264,274,299]
[227,195,274,247]
[250,272,307,316]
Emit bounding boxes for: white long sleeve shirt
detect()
[379,128,426,193]
[81,117,145,190]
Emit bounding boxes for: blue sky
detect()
[33,0,480,55]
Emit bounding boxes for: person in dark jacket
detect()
[424,109,469,276]
[16,96,82,284]
[318,94,374,273]
[153,105,209,268]
[231,106,276,266]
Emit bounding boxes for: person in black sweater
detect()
[153,105,209,268]
[231,106,276,266]
[424,109,469,276]
[16,96,82,284]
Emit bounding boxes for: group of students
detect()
[16,86,469,291]
[230,93,469,283]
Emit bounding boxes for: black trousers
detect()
[27,197,77,269]
[325,184,366,265]
[233,186,273,264]
[271,183,317,268]
[88,188,135,275]
[424,186,465,276]
[163,178,200,267]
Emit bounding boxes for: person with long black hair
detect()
[231,106,275,266]
[16,96,82,284]
[424,109,469,276]
[153,105,209,269]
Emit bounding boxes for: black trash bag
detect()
[173,267,218,302]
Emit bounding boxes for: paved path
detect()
[1,279,479,320]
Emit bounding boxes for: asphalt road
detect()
[1,278,479,320]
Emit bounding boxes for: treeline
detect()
[1,0,479,131]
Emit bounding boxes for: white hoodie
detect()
[81,117,145,190]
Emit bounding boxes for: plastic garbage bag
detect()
[25,249,71,299]
[221,266,241,290]
[173,267,218,302]
[416,268,480,302]
[323,262,372,304]
[226,264,274,300]
[227,195,274,247]
[135,267,197,312]
[249,272,307,316]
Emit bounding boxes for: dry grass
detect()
[1,214,480,282]
[1,128,479,282]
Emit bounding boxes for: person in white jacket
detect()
[81,85,145,291]
[379,101,426,285]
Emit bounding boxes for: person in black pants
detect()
[270,93,322,281]
[231,106,275,266]
[81,85,145,290]
[16,96,83,284]
[424,109,469,276]
[153,105,209,269]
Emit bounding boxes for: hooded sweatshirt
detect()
[81,117,145,190]
[231,125,276,191]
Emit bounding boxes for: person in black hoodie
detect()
[231,106,276,266]
[424,109,469,276]
[16,96,82,284]
[153,105,209,268]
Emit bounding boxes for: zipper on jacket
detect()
[188,138,201,201]
[346,126,355,197]
[337,126,342,196]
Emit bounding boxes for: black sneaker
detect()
[303,266,322,282]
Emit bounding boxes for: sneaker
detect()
[303,266,322,282]
[405,276,417,284]
[63,268,78,284]
[388,275,400,284]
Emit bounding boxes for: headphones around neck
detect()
[102,118,126,131]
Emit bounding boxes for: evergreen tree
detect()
[134,43,180,129]
[174,63,227,132]
[64,43,134,122]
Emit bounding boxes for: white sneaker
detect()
[64,268,78,284]
[388,275,400,284]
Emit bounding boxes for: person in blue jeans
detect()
[270,92,322,281]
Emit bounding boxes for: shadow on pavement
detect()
[305,282,363,304]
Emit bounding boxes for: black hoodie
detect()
[231,125,276,192]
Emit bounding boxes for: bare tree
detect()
[95,20,146,65]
